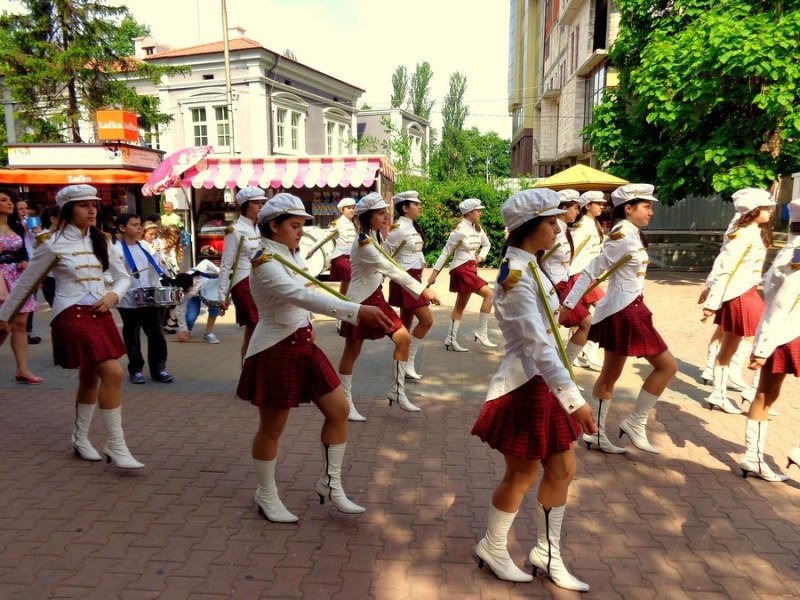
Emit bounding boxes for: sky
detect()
[0,0,513,137]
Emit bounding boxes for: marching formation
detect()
[0,180,798,593]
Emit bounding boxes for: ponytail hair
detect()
[395,200,426,243]
[57,202,110,269]
[735,207,773,248]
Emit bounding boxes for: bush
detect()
[395,174,516,268]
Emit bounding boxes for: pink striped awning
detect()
[181,155,394,190]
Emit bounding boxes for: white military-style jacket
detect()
[348,231,426,304]
[0,224,130,322]
[218,216,262,301]
[564,219,650,324]
[245,239,361,358]
[540,220,571,284]
[383,216,425,270]
[753,236,800,359]
[485,247,585,414]
[329,215,357,260]
[113,240,165,309]
[432,218,490,272]
[703,222,767,311]
[569,216,604,276]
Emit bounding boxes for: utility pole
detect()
[221,0,235,157]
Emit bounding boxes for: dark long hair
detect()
[790,222,800,235]
[735,207,773,247]
[57,201,110,270]
[358,209,383,244]
[395,200,426,243]
[611,200,650,248]
[0,187,26,239]
[502,215,548,258]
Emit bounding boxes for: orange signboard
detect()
[96,110,139,143]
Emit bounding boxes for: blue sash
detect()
[121,242,165,279]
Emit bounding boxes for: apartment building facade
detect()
[508,0,620,177]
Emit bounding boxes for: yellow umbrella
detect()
[530,164,629,192]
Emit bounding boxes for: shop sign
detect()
[96,110,139,143]
[7,144,162,170]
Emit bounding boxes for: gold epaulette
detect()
[225,225,235,235]
[791,248,800,269]
[358,232,370,247]
[572,221,583,229]
[496,259,522,292]
[727,231,738,240]
[251,251,271,267]
[389,222,400,231]
[608,225,625,241]
[103,232,114,241]
[34,231,51,246]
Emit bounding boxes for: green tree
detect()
[408,61,434,119]
[0,0,185,143]
[462,128,511,180]
[584,0,800,203]
[438,72,469,179]
[395,173,514,268]
[390,65,409,109]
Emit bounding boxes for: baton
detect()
[528,261,577,384]
[306,228,339,260]
[579,253,633,302]
[266,253,349,301]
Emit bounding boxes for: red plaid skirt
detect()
[449,261,487,294]
[237,326,341,408]
[231,278,259,328]
[714,286,764,337]
[339,286,403,340]
[388,268,429,309]
[51,305,126,369]
[555,278,590,328]
[328,255,352,282]
[764,337,800,376]
[471,376,581,460]
[589,296,668,357]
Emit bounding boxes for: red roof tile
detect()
[144,37,263,59]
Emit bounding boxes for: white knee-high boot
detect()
[405,336,423,380]
[387,360,421,412]
[313,443,365,514]
[619,389,661,454]
[582,397,626,454]
[253,457,299,523]
[473,312,498,348]
[529,503,589,591]
[340,373,365,422]
[739,420,788,482]
[727,340,751,391]
[706,365,742,414]
[100,407,144,469]
[700,340,719,385]
[72,403,102,462]
[566,341,584,368]
[445,319,469,352]
[474,506,533,582]
[577,340,602,370]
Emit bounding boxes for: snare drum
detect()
[299,226,336,277]
[133,286,184,307]
[198,278,221,308]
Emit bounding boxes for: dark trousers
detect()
[118,306,168,376]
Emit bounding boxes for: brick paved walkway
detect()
[1,270,798,599]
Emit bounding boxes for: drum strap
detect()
[122,242,165,279]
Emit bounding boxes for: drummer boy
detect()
[114,213,174,384]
